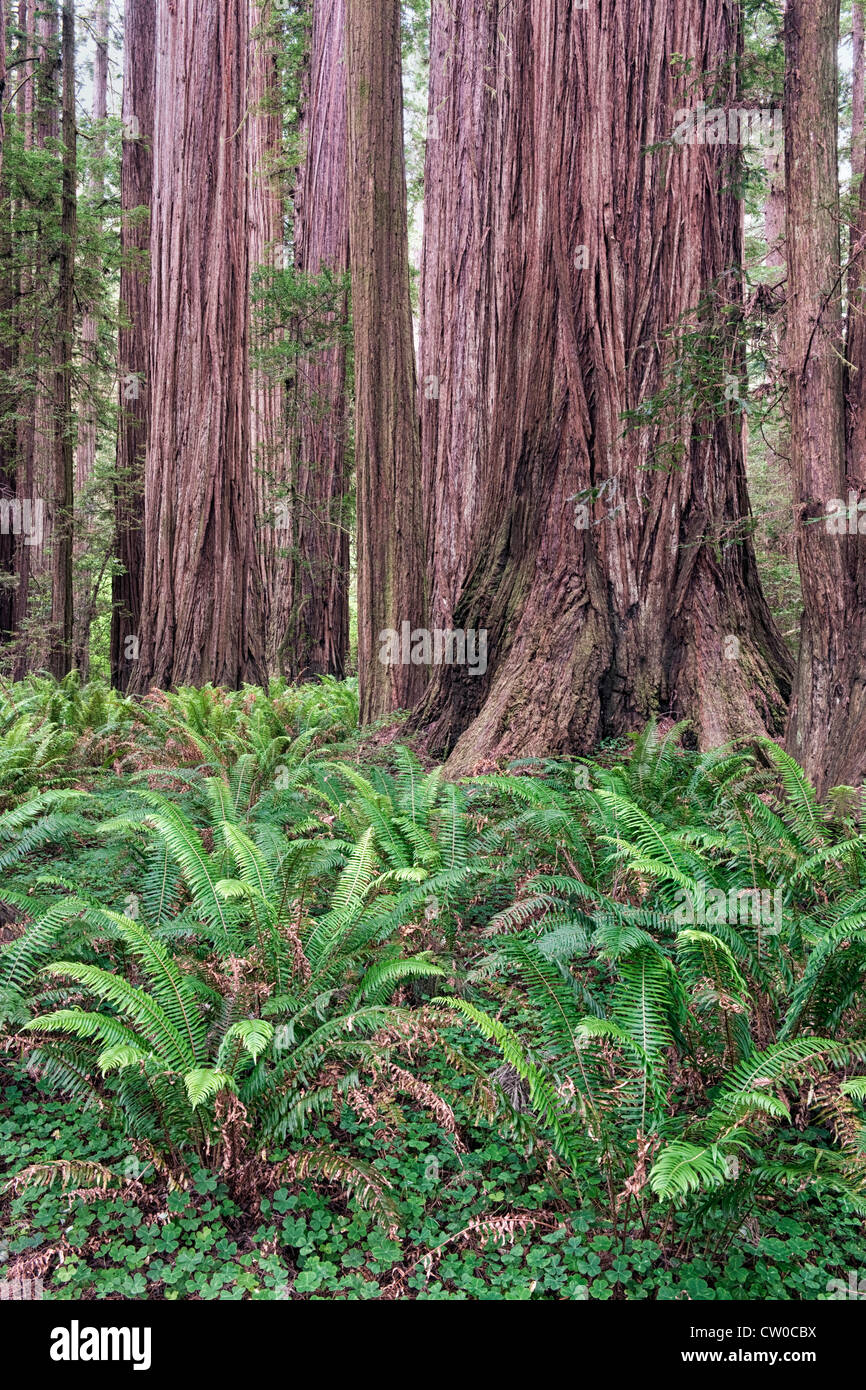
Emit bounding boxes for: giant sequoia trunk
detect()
[415,0,791,772]
[786,0,866,792]
[279,0,350,682]
[129,0,265,692]
[345,0,426,720]
[110,0,153,690]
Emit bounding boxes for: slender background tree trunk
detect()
[13,0,58,677]
[72,0,108,679]
[345,0,426,721]
[247,0,287,672]
[47,0,76,677]
[788,0,866,792]
[75,0,108,499]
[111,0,153,690]
[0,0,15,649]
[280,0,350,683]
[853,1,865,183]
[783,0,852,791]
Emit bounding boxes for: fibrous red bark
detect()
[787,0,866,792]
[279,0,350,682]
[345,0,427,721]
[247,0,288,671]
[110,0,153,690]
[0,0,14,648]
[11,0,59,677]
[129,0,265,692]
[415,0,791,773]
[75,0,108,499]
[46,0,76,678]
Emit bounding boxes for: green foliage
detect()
[3,687,866,1299]
[439,724,866,1252]
[3,728,446,1217]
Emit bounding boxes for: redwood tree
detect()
[0,0,14,647]
[12,0,59,677]
[47,0,76,677]
[415,0,791,771]
[110,0,153,690]
[279,0,350,683]
[247,0,288,671]
[129,0,265,691]
[75,0,108,499]
[854,2,865,186]
[784,0,866,792]
[345,0,426,720]
[72,0,109,677]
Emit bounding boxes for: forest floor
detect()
[0,675,864,1301]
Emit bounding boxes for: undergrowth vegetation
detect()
[1,677,865,1300]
